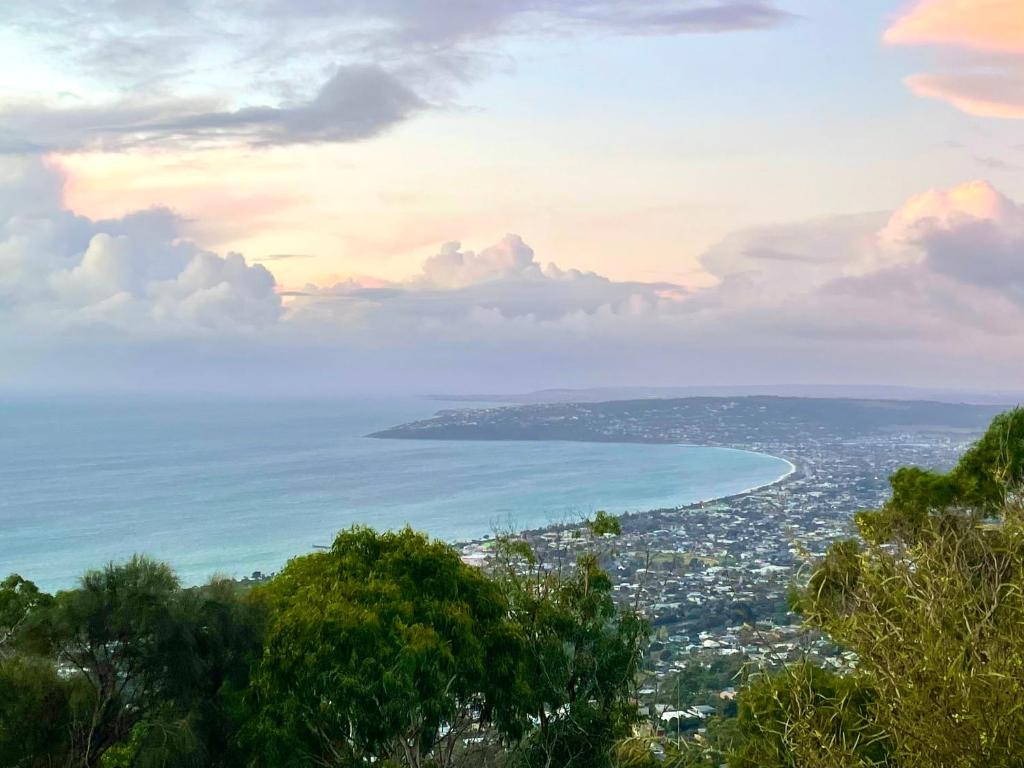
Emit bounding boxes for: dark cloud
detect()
[570,2,794,33]
[0,66,423,153]
[0,0,793,152]
[975,155,1021,172]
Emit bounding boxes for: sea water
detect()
[0,396,792,590]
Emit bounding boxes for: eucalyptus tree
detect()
[248,526,522,768]
[2,557,264,768]
[492,532,649,768]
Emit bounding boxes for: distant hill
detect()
[372,396,1010,445]
[429,385,1021,406]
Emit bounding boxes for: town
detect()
[386,397,998,735]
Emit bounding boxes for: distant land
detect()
[427,385,1023,406]
[371,396,1011,445]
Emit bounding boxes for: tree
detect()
[15,556,263,768]
[100,578,267,768]
[854,407,1024,545]
[0,654,88,768]
[589,511,623,538]
[21,556,186,767]
[247,526,521,768]
[736,408,1024,767]
[731,664,890,768]
[0,574,51,655]
[493,542,649,768]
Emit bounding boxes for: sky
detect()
[2,0,1024,395]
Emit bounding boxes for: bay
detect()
[0,396,792,590]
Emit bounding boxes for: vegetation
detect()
[247,527,520,767]
[6,409,1024,767]
[734,407,1024,767]
[492,543,648,768]
[0,516,646,768]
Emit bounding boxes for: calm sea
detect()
[0,396,792,590]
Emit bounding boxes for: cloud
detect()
[540,1,794,34]
[884,0,1024,54]
[254,254,317,262]
[418,236,547,289]
[0,158,281,338]
[975,155,1022,171]
[287,234,685,326]
[3,160,1024,394]
[903,69,1024,119]
[886,0,1024,118]
[0,0,793,153]
[879,180,1024,300]
[0,66,424,154]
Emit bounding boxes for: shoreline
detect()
[462,444,800,546]
[670,444,797,505]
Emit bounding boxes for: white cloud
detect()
[418,236,546,288]
[0,158,281,338]
[878,180,1024,300]
[2,160,1024,394]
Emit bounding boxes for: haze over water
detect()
[0,397,792,591]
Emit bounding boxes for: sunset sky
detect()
[3,0,1024,394]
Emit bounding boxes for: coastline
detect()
[239,443,803,580]
[462,444,801,546]
[670,443,797,505]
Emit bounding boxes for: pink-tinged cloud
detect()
[904,71,1024,118]
[882,180,1020,238]
[6,156,1024,393]
[885,0,1024,118]
[885,0,1024,54]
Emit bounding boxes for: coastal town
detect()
[422,397,995,734]
[239,395,999,743]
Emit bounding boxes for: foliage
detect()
[494,546,649,768]
[738,408,1024,767]
[855,407,1024,545]
[0,654,88,768]
[3,558,264,768]
[732,664,890,768]
[0,574,52,653]
[659,655,745,711]
[2,525,647,768]
[248,526,521,768]
[27,556,188,767]
[589,511,623,537]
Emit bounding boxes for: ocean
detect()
[0,396,793,591]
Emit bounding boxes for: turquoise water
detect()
[0,396,792,590]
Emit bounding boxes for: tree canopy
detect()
[493,542,649,768]
[248,526,523,767]
[736,407,1024,767]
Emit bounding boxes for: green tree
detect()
[0,574,52,655]
[737,408,1024,767]
[614,736,718,768]
[16,556,263,768]
[0,654,89,768]
[23,556,186,767]
[855,407,1024,545]
[494,543,649,768]
[731,664,890,768]
[248,526,521,768]
[589,511,623,538]
[100,578,267,768]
